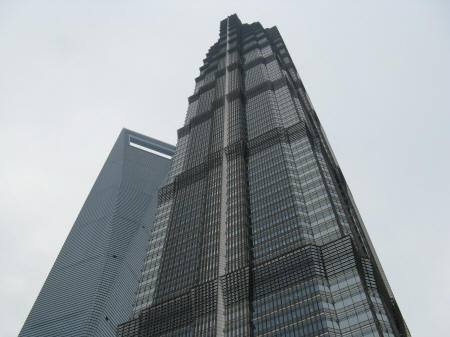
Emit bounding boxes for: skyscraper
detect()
[19,129,175,336]
[118,15,409,337]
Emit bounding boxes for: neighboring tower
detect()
[118,15,409,337]
[19,129,175,337]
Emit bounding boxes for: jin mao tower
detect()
[118,15,409,337]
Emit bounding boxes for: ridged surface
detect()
[118,15,409,337]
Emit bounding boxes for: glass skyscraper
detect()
[19,129,175,336]
[117,15,409,337]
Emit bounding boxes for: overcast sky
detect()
[1,1,449,336]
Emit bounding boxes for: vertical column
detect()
[216,17,230,337]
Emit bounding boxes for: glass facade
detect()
[118,15,410,337]
[19,129,175,337]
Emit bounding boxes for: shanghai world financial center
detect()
[21,15,410,337]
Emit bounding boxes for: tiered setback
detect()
[118,15,409,337]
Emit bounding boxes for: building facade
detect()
[118,15,409,337]
[19,129,175,336]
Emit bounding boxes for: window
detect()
[129,136,172,159]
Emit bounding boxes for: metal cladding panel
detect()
[119,14,409,337]
[19,129,174,337]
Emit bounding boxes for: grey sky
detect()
[1,1,449,335]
